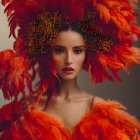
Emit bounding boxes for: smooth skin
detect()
[35,29,104,132]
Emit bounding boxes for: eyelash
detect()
[54,49,64,54]
[74,49,83,53]
[54,49,83,54]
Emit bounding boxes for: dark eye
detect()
[74,49,82,54]
[54,48,64,54]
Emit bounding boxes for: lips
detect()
[63,67,74,74]
[63,67,74,71]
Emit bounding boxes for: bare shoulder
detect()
[94,96,105,104]
[82,91,105,107]
[85,93,105,106]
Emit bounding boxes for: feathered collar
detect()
[0,100,140,140]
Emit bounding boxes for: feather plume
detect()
[0,0,140,100]
[95,4,111,23]
[73,100,140,140]
[0,49,32,100]
[1,100,139,139]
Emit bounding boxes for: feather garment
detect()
[0,100,139,140]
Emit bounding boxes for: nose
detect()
[65,51,73,65]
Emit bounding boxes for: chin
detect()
[60,75,77,80]
[57,73,78,80]
[63,77,76,80]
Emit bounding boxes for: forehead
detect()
[53,30,85,47]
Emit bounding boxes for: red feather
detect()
[1,100,139,139]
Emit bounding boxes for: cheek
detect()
[75,54,85,66]
[52,54,62,66]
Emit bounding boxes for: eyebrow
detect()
[53,45,85,49]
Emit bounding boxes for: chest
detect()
[36,98,90,131]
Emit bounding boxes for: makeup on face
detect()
[51,30,85,80]
[52,45,85,55]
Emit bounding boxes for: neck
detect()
[54,77,82,99]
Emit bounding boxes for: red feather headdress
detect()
[0,0,140,103]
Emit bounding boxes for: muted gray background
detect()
[0,3,140,120]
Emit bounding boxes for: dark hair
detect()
[44,21,88,102]
[56,21,88,64]
[58,21,85,38]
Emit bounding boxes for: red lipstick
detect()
[63,67,74,74]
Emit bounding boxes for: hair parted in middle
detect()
[21,10,114,102]
[24,10,113,55]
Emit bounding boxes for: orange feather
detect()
[95,4,111,23]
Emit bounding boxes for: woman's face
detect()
[51,29,85,80]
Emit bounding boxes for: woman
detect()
[0,0,140,139]
[34,22,103,132]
